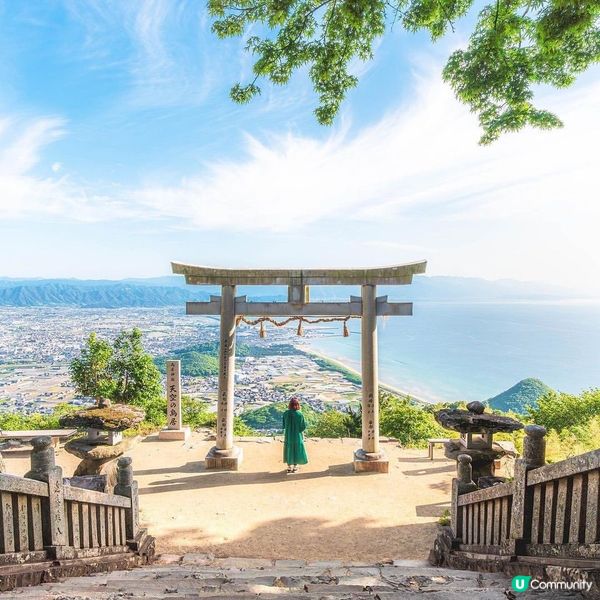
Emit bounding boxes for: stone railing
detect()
[432,425,600,590]
[455,479,514,552]
[0,436,153,591]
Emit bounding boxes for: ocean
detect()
[304,300,600,403]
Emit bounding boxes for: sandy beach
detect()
[299,345,432,405]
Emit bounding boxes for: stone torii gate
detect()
[172,261,427,472]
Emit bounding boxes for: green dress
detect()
[283,409,308,465]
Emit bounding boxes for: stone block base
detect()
[353,449,389,473]
[158,427,191,441]
[205,446,243,471]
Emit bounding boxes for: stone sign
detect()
[159,360,190,441]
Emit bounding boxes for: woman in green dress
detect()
[283,397,308,473]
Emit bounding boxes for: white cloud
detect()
[3,67,599,231]
[131,69,599,232]
[0,117,68,219]
[0,116,135,221]
[1,63,598,288]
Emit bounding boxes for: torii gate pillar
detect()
[353,284,388,473]
[205,284,244,470]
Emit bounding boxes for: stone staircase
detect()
[2,554,583,599]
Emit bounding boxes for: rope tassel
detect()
[237,314,358,338]
[343,318,350,337]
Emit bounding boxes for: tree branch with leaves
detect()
[208,0,600,143]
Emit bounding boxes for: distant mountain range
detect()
[0,275,585,308]
[486,378,553,414]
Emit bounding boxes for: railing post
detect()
[457,454,478,493]
[0,450,5,473]
[452,454,477,539]
[523,424,546,467]
[114,457,139,542]
[24,436,55,480]
[25,436,66,556]
[508,425,546,554]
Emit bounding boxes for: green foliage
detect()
[181,395,217,429]
[240,401,319,431]
[139,397,168,428]
[0,403,77,431]
[175,352,219,377]
[306,407,360,438]
[70,333,115,400]
[438,508,451,526]
[379,392,446,447]
[70,328,164,425]
[111,329,163,408]
[238,392,443,446]
[209,0,600,143]
[527,387,600,432]
[303,392,445,446]
[234,417,256,436]
[311,356,361,385]
[544,416,600,462]
[486,378,552,414]
[432,387,600,463]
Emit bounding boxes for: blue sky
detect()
[0,1,598,291]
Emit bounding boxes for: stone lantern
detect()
[59,398,145,490]
[435,401,523,487]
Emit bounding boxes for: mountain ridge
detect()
[0,275,588,308]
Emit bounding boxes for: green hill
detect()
[240,402,320,432]
[156,342,300,377]
[486,378,553,414]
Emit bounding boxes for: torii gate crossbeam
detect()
[172,261,427,472]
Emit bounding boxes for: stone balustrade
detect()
[0,436,154,591]
[432,424,600,589]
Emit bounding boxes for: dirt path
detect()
[3,433,454,562]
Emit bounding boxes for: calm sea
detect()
[304,301,600,403]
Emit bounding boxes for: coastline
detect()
[297,344,432,406]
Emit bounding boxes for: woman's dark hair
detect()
[288,398,301,411]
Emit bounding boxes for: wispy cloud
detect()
[0,116,68,219]
[1,61,599,287]
[65,0,216,108]
[0,116,133,221]
[2,63,599,231]
[130,68,599,234]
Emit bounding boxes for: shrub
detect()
[380,393,446,448]
[438,509,451,526]
[181,396,217,429]
[234,417,256,436]
[528,388,600,432]
[0,403,77,431]
[306,409,358,438]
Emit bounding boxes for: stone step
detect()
[1,555,584,599]
[0,587,550,598]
